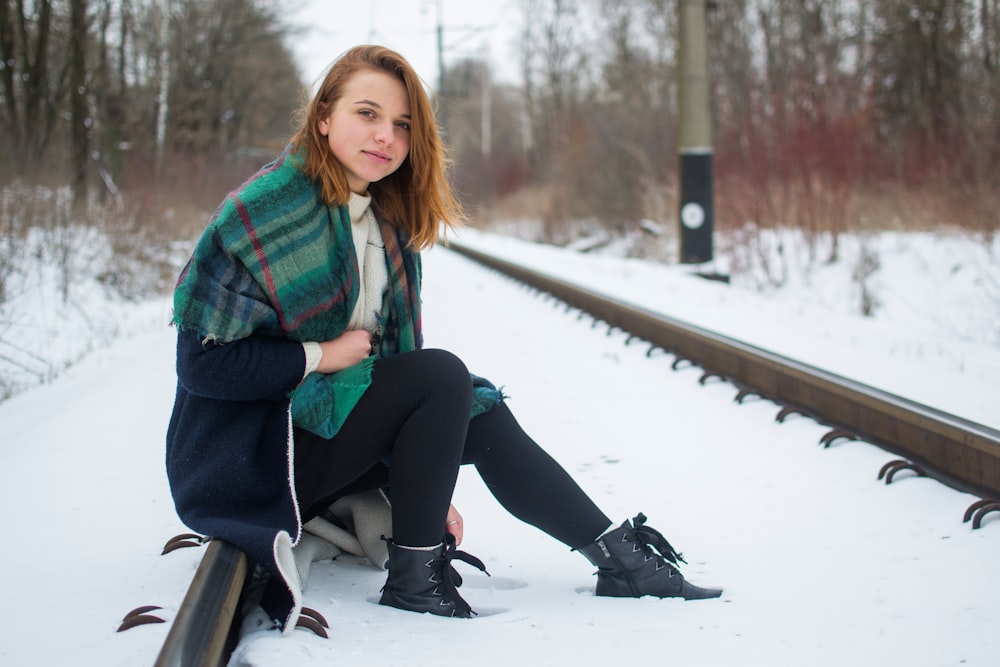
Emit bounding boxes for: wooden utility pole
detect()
[677,0,713,264]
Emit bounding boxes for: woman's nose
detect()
[374,121,393,145]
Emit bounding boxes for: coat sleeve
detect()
[175,329,305,402]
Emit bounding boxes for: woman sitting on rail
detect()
[166,44,722,632]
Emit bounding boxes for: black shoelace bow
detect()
[632,512,687,567]
[431,533,490,616]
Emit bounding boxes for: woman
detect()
[166,45,721,634]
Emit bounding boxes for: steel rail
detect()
[154,539,249,667]
[445,240,1000,501]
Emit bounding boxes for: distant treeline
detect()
[2,0,998,237]
[446,0,1000,237]
[1,0,302,215]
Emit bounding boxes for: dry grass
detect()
[485,174,999,241]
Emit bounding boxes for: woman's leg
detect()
[464,403,723,600]
[462,402,612,549]
[294,348,472,547]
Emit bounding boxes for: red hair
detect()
[291,45,464,249]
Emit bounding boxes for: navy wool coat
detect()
[166,330,307,629]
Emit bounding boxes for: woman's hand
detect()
[316,330,372,373]
[445,504,464,546]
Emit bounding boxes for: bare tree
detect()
[0,0,20,155]
[436,55,533,212]
[519,0,592,237]
[2,0,60,170]
[69,0,89,208]
[580,0,676,230]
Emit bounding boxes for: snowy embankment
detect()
[0,229,997,666]
[0,201,181,402]
[453,227,1000,430]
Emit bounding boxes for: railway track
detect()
[447,240,1000,504]
[147,240,1000,665]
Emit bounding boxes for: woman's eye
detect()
[359,109,375,119]
[396,121,411,131]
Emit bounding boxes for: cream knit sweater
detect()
[302,193,388,376]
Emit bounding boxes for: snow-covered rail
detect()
[445,241,1000,511]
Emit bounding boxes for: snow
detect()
[0,229,998,666]
[0,207,182,401]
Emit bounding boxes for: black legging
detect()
[294,348,611,549]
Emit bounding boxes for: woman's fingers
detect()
[445,504,464,546]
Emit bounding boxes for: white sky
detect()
[284,0,524,90]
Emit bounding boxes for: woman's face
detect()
[318,69,412,195]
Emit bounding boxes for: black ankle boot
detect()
[378,533,489,618]
[578,512,723,600]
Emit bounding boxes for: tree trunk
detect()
[70,0,90,209]
[0,0,21,153]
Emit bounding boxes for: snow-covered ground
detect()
[0,214,181,401]
[0,229,997,666]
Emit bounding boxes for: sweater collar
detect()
[348,192,372,224]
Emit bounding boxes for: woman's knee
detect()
[374,348,472,406]
[413,348,470,386]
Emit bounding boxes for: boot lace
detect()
[429,533,490,616]
[632,512,687,569]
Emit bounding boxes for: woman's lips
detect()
[364,150,391,164]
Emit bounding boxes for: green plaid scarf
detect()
[172,144,424,438]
